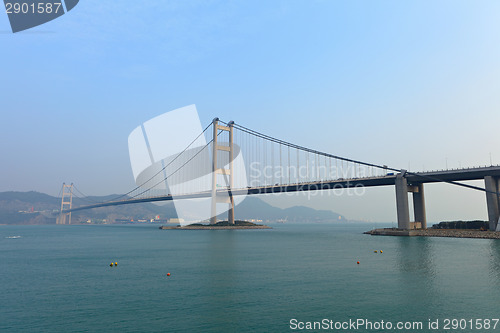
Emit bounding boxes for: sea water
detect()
[1,223,500,332]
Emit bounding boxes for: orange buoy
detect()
[357,261,360,264]
[115,262,118,266]
[167,273,171,276]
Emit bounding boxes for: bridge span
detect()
[63,165,500,231]
[58,116,500,231]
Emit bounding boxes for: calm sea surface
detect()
[2,223,500,332]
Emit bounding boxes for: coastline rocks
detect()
[366,228,500,239]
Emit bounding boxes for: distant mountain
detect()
[0,191,177,225]
[234,197,344,222]
[0,191,345,225]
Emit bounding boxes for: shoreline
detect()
[365,228,500,239]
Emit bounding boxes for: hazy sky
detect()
[1,1,499,222]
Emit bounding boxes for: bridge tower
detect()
[210,118,235,225]
[395,171,427,230]
[57,183,73,225]
[484,176,500,231]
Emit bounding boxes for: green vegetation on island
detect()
[431,220,489,230]
[159,220,272,230]
[189,220,261,227]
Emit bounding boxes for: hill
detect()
[234,197,344,222]
[0,191,345,225]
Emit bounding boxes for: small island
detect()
[159,220,272,230]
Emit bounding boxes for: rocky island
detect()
[159,220,272,230]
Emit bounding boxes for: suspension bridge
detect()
[58,118,500,231]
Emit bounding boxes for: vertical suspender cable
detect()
[271,140,274,185]
[296,148,299,183]
[315,153,318,181]
[279,144,283,184]
[288,145,291,184]
[264,138,266,185]
[329,157,332,180]
[304,152,307,181]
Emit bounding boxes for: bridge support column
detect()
[228,121,235,225]
[484,176,500,231]
[395,173,410,230]
[57,183,73,225]
[210,118,235,225]
[412,184,426,229]
[210,119,218,225]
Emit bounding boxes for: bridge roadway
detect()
[65,166,500,219]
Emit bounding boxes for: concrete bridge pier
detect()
[484,176,500,231]
[412,183,427,229]
[395,173,410,230]
[395,172,427,230]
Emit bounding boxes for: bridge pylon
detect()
[395,171,426,230]
[210,118,235,224]
[57,183,73,225]
[485,176,500,231]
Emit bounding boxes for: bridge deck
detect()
[64,166,500,213]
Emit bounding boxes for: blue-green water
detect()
[2,223,500,332]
